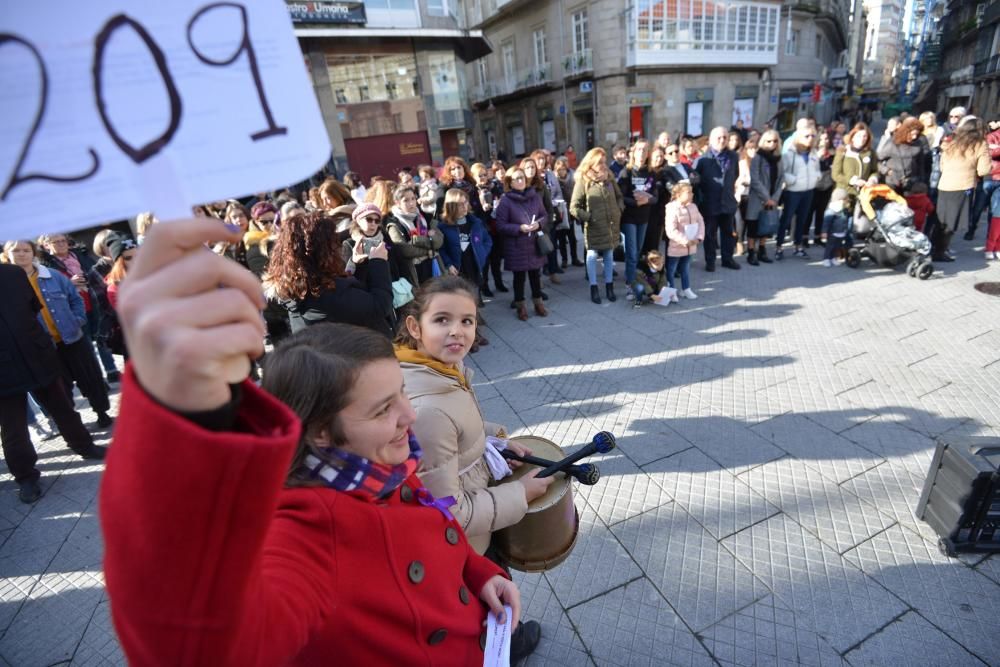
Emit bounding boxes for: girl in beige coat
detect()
[395,276,552,657]
[395,276,552,557]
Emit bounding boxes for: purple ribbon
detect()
[416,487,456,521]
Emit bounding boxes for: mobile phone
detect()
[360,237,381,255]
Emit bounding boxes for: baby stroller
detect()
[846,185,934,279]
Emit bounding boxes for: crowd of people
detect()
[1,106,998,664]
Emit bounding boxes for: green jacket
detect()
[569,178,624,251]
[832,148,877,197]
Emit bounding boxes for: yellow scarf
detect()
[393,345,469,390]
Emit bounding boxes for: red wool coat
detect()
[100,368,504,666]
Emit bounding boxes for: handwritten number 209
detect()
[0,35,100,200]
[1,2,284,201]
[93,15,183,164]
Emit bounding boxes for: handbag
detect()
[534,230,554,257]
[391,277,414,308]
[756,208,779,237]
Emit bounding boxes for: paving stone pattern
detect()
[2,240,1000,665]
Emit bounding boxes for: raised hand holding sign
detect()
[1,1,330,236]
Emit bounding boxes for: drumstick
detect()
[500,450,601,485]
[535,432,616,479]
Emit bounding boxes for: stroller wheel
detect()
[846,249,862,269]
[917,260,934,280]
[907,258,920,277]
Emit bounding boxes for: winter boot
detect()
[590,285,602,304]
[605,283,617,302]
[747,249,759,266]
[515,301,529,321]
[757,245,773,263]
[533,298,548,317]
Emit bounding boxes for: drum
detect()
[493,436,580,572]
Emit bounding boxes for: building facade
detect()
[459,0,848,163]
[290,0,489,180]
[931,0,1000,115]
[862,0,905,95]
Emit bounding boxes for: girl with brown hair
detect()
[102,220,522,664]
[394,276,548,660]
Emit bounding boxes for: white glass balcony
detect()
[628,0,782,67]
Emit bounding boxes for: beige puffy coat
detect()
[401,361,528,555]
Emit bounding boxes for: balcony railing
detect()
[470,64,552,103]
[562,49,594,77]
[973,54,1000,78]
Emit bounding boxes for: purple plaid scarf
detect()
[297,432,457,519]
[299,431,421,500]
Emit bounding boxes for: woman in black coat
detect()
[268,212,395,338]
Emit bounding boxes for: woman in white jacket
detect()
[776,128,821,259]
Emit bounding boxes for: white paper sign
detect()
[684,223,700,240]
[1,1,331,238]
[483,604,512,667]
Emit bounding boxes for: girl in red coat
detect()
[100,219,520,666]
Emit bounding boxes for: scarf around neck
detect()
[391,207,423,234]
[299,431,421,501]
[394,345,469,390]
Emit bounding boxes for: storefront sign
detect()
[287,1,366,24]
[628,91,654,107]
[579,81,593,93]
[399,142,425,156]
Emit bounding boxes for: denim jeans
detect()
[981,179,1000,218]
[586,248,615,285]
[778,190,814,247]
[666,255,691,290]
[622,223,647,285]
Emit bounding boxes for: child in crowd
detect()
[904,182,935,233]
[417,164,440,218]
[394,276,552,661]
[438,189,492,285]
[822,189,852,267]
[633,250,671,307]
[664,182,704,300]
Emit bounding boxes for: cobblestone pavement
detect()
[2,237,1000,666]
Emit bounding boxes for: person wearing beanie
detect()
[343,202,386,281]
[104,236,138,309]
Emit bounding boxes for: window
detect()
[335,88,348,104]
[426,0,448,16]
[502,40,515,85]
[364,0,416,9]
[815,33,823,59]
[632,1,780,54]
[385,81,398,100]
[358,85,370,101]
[572,10,589,53]
[786,29,800,56]
[477,59,488,87]
[533,28,548,68]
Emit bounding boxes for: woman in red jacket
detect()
[101,219,520,666]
